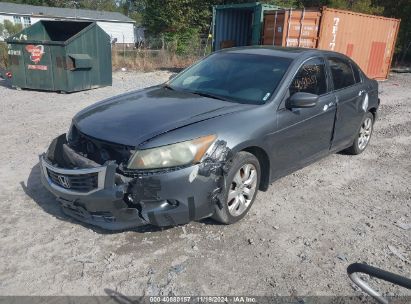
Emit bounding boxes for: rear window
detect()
[327,57,356,90]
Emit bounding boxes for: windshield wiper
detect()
[188,90,232,102]
[163,83,175,91]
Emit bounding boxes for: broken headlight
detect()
[127,135,216,170]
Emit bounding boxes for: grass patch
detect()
[112,48,202,72]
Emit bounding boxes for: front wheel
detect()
[345,112,374,155]
[212,151,260,224]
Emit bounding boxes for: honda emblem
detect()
[57,175,71,189]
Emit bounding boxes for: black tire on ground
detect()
[212,151,261,224]
[345,112,374,155]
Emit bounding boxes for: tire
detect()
[345,112,374,155]
[212,151,261,224]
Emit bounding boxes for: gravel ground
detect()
[0,71,410,297]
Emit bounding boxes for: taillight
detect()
[5,72,12,78]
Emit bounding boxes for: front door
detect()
[271,57,336,178]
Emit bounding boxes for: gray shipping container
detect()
[212,2,281,51]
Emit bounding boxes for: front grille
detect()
[47,168,98,192]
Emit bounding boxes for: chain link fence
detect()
[111,35,211,71]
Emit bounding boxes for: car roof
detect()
[219,46,341,60]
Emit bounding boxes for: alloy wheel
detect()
[227,163,258,217]
[358,117,372,150]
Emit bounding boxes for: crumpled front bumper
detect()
[40,144,219,230]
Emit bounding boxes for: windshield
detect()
[168,52,292,105]
[169,52,291,104]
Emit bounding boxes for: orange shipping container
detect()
[262,9,321,48]
[262,7,400,80]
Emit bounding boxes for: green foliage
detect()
[76,0,118,11]
[164,28,201,55]
[134,0,215,55]
[374,0,411,63]
[127,10,142,24]
[252,0,383,14]
[139,0,210,34]
[0,20,23,39]
[321,0,383,14]
[0,20,23,68]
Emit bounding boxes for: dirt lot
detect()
[0,71,410,298]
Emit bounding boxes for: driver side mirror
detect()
[286,92,319,109]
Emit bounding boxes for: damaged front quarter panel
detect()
[188,140,233,209]
[120,164,222,227]
[40,133,227,230]
[198,140,233,177]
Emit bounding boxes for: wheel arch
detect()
[241,146,270,191]
[368,96,379,121]
[369,107,378,120]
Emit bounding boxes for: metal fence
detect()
[112,36,211,56]
[111,35,211,71]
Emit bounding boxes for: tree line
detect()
[1,0,410,62]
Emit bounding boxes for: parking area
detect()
[0,71,410,297]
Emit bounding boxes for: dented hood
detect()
[73,86,249,146]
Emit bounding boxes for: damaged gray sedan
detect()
[40,47,379,230]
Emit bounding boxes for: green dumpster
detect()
[6,20,112,93]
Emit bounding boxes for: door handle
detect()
[323,101,335,111]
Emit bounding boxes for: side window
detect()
[351,63,362,83]
[289,58,327,96]
[327,57,356,90]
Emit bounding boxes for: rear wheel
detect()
[345,112,374,155]
[212,151,260,224]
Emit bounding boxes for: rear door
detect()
[272,57,336,177]
[327,57,366,149]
